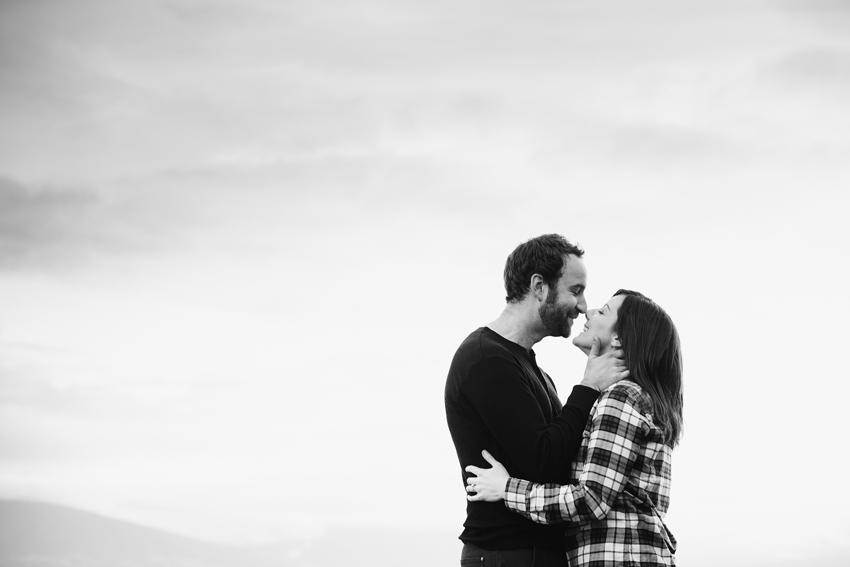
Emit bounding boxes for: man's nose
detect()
[577,297,587,314]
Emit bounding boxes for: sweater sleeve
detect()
[504,384,649,524]
[461,356,599,482]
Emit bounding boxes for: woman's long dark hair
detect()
[613,289,683,447]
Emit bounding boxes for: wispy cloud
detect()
[762,47,850,92]
[775,0,850,33]
[0,178,109,271]
[0,177,205,272]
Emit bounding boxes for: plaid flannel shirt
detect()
[505,380,677,566]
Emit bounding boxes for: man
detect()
[445,234,628,567]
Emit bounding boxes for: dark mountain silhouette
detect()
[0,499,461,567]
[0,499,289,567]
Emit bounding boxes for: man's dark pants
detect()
[460,543,568,567]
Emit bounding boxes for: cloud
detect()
[0,0,763,186]
[761,47,850,92]
[0,178,108,271]
[0,177,211,273]
[775,0,850,33]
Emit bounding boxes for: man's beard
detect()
[538,287,574,338]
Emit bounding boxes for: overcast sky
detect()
[1,1,849,565]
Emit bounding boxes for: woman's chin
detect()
[572,334,591,355]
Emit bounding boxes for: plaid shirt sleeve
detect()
[504,384,650,525]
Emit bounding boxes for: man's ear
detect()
[530,274,547,302]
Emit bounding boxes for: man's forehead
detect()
[561,255,587,284]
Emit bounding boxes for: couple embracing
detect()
[445,234,682,567]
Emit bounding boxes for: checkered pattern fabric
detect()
[504,381,677,566]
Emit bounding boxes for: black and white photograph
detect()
[1,1,848,566]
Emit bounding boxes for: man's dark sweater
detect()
[445,327,599,551]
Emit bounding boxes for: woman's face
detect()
[572,294,626,355]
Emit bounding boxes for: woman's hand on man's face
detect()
[464,450,510,502]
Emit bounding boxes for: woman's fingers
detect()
[465,465,482,475]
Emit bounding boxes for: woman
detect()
[465,289,683,566]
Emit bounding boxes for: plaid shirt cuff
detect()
[504,477,532,515]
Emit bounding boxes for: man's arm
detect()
[462,338,628,482]
[503,384,647,524]
[463,356,595,482]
